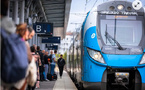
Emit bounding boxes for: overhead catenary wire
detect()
[86,0,92,4]
[90,0,98,11]
[70,0,99,33]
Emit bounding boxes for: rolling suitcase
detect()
[47,73,52,81]
[47,64,52,81]
[53,67,58,80]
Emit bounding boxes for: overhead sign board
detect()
[42,37,61,43]
[47,45,58,50]
[45,44,53,48]
[33,22,53,35]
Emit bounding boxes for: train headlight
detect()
[109,6,115,10]
[140,54,145,64]
[127,6,132,11]
[117,5,124,10]
[87,48,105,64]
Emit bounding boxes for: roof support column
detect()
[13,0,18,24]
[26,8,29,19]
[7,0,10,17]
[20,0,25,23]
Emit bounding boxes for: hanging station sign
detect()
[42,37,61,44]
[33,22,53,35]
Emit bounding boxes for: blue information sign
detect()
[47,45,58,50]
[33,22,53,35]
[42,37,61,43]
[45,44,53,48]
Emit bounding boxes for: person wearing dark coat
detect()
[57,55,66,78]
[37,46,44,81]
[44,52,49,81]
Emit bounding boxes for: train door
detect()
[81,28,89,81]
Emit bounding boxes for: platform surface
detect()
[36,70,77,90]
[53,71,77,90]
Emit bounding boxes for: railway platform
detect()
[36,71,77,90]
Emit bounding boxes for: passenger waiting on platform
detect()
[1,0,28,89]
[16,23,38,89]
[33,44,37,54]
[57,55,66,79]
[25,27,39,90]
[16,23,32,63]
[16,23,29,41]
[50,50,57,76]
[29,46,41,89]
[37,46,44,81]
[28,26,35,40]
[41,50,46,80]
[44,51,49,81]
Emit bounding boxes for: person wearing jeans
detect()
[44,64,48,80]
[50,50,57,76]
[44,52,49,80]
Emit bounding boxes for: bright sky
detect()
[67,0,145,32]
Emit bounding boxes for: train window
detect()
[99,15,143,46]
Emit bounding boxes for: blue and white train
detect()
[67,0,145,90]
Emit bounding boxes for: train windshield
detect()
[100,15,143,46]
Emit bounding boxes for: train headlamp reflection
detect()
[117,5,124,10]
[87,48,105,64]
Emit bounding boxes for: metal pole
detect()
[7,0,10,17]
[114,16,117,46]
[32,34,36,45]
[13,0,18,24]
[36,34,38,45]
[26,8,29,19]
[20,0,25,23]
[37,34,38,46]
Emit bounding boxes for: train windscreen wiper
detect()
[105,25,125,50]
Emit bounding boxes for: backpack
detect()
[1,28,28,83]
[48,54,52,63]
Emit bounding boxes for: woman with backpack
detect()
[1,1,36,90]
[1,22,32,90]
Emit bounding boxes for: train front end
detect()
[82,1,145,90]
